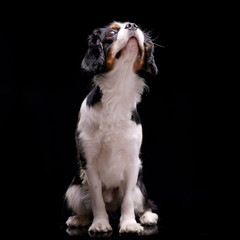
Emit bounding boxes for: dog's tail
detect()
[65,176,91,216]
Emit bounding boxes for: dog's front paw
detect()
[119,220,144,233]
[140,211,158,225]
[88,219,112,232]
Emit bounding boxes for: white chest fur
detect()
[78,63,145,189]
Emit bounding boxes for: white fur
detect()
[140,211,159,225]
[66,22,158,233]
[65,184,91,216]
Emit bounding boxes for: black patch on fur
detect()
[137,171,157,211]
[131,108,141,125]
[86,85,102,107]
[81,28,106,75]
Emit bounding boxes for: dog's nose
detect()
[125,23,138,31]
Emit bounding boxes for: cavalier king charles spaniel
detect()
[65,21,158,234]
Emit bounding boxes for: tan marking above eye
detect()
[109,24,120,29]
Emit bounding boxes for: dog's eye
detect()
[106,30,117,38]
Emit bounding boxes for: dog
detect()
[65,21,159,233]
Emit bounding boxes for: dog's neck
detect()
[94,61,146,125]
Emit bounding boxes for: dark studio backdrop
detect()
[1,2,213,238]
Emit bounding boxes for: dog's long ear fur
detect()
[81,28,105,75]
[145,40,158,75]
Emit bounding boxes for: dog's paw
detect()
[66,215,91,227]
[88,219,112,232]
[119,220,144,233]
[140,211,158,225]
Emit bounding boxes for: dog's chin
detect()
[116,37,140,60]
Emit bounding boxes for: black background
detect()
[1,2,213,239]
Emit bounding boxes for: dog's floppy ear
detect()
[81,28,105,75]
[145,40,158,75]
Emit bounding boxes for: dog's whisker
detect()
[144,39,165,49]
[153,42,166,48]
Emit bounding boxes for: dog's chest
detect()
[93,119,141,188]
[97,147,126,188]
[80,76,144,188]
[95,121,133,186]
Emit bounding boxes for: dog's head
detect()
[81,21,158,76]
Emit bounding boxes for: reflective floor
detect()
[65,225,159,238]
[56,219,209,239]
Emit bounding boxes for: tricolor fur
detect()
[65,21,158,233]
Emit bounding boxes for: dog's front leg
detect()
[86,165,112,232]
[119,162,144,233]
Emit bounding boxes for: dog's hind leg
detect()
[134,174,158,226]
[65,180,92,227]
